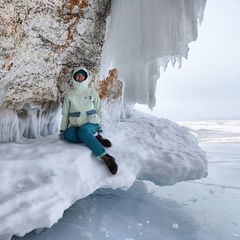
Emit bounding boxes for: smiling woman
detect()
[59,66,118,175]
[73,69,88,82]
[135,0,240,121]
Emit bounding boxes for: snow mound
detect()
[0,111,207,239]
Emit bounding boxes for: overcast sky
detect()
[136,0,240,121]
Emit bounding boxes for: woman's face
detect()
[75,74,86,83]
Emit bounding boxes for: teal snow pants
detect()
[63,123,107,157]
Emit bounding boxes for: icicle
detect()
[0,103,61,143]
[100,0,207,109]
[0,107,20,142]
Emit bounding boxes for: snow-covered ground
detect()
[0,110,208,240]
[10,118,240,240]
[1,113,240,240]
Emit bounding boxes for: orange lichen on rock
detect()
[90,69,123,100]
[7,62,14,71]
[61,0,88,22]
[56,65,71,100]
[0,16,19,37]
[59,0,89,46]
[2,52,15,71]
[70,0,88,12]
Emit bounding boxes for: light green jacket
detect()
[60,67,103,131]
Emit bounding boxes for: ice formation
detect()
[0,0,206,142]
[0,1,209,239]
[0,103,61,142]
[0,111,208,240]
[100,0,207,108]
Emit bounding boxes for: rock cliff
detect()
[0,0,111,142]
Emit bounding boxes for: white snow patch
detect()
[0,110,207,238]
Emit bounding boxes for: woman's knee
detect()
[78,124,98,136]
[64,127,81,143]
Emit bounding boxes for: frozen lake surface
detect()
[12,120,240,240]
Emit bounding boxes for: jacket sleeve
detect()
[94,91,104,131]
[60,94,70,131]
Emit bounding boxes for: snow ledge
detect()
[0,110,208,238]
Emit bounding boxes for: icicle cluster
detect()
[0,103,61,142]
[100,0,207,109]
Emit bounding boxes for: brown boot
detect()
[101,153,118,175]
[96,134,112,147]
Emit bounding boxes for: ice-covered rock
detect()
[0,0,110,141]
[0,0,206,142]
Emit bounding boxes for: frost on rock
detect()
[89,68,127,122]
[0,0,111,142]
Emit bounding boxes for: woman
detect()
[59,67,118,175]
